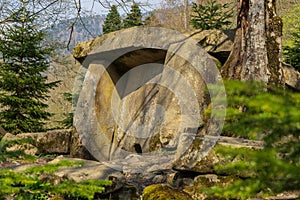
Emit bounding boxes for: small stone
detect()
[194,174,220,184]
[182,178,194,186]
[152,175,166,183]
[166,172,179,185]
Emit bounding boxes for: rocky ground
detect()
[1,129,299,199]
[2,154,299,200]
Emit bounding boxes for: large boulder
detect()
[189,29,235,64]
[69,128,96,160]
[2,129,96,159]
[73,28,235,65]
[172,136,263,173]
[282,63,300,91]
[2,130,72,155]
[72,27,224,162]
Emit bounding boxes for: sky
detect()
[81,0,170,15]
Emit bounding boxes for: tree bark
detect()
[221,0,284,86]
[184,0,189,30]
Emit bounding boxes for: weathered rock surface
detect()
[183,174,239,199]
[188,29,235,64]
[282,63,300,91]
[2,130,71,155]
[49,157,125,187]
[172,136,263,173]
[65,26,299,199]
[142,184,193,200]
[2,129,94,159]
[73,29,235,63]
[72,26,224,163]
[69,129,96,160]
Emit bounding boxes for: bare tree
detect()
[0,0,149,49]
[155,0,187,31]
[0,0,75,26]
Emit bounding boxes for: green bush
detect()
[0,139,112,199]
[204,147,300,199]
[0,2,59,133]
[283,31,300,71]
[0,139,35,162]
[103,5,123,34]
[190,0,233,31]
[124,3,143,28]
[282,3,300,71]
[203,80,300,199]
[0,160,112,200]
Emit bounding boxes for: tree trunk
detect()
[221,0,284,86]
[184,0,189,30]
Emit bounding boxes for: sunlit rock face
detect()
[73,27,223,162]
[282,64,300,91]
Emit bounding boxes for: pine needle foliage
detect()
[222,80,300,162]
[60,92,73,128]
[204,147,300,199]
[0,160,112,200]
[0,1,59,134]
[203,80,300,199]
[124,3,143,28]
[103,5,123,34]
[280,1,300,71]
[283,31,300,71]
[190,0,233,30]
[0,139,35,162]
[0,139,112,199]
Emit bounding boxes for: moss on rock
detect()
[142,184,192,200]
[183,174,240,199]
[149,133,162,152]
